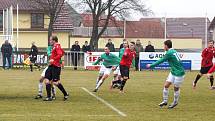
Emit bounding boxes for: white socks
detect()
[163,88,169,103]
[95,80,103,90]
[173,90,180,104]
[38,82,43,95]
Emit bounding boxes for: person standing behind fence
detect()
[105,39,115,52]
[1,40,13,69]
[135,40,144,71]
[119,39,127,49]
[29,42,39,72]
[145,41,155,52]
[71,41,80,70]
[82,41,91,52]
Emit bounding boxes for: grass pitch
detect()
[0,69,214,121]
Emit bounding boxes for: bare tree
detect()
[71,0,152,51]
[30,0,65,44]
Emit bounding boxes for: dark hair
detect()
[130,42,135,45]
[164,40,172,48]
[52,36,58,42]
[85,41,88,43]
[209,40,214,44]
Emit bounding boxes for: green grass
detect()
[0,69,214,121]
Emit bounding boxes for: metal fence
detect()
[64,51,85,69]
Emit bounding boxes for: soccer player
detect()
[193,40,215,89]
[118,42,136,93]
[43,36,69,101]
[146,40,185,109]
[111,41,129,89]
[34,45,56,99]
[93,47,120,92]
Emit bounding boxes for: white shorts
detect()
[41,66,48,77]
[113,66,121,75]
[99,65,112,75]
[166,73,185,87]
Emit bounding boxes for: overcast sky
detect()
[143,0,214,20]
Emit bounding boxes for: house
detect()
[0,0,74,49]
[208,17,215,41]
[71,14,203,50]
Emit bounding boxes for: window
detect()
[31,13,44,28]
[0,13,3,28]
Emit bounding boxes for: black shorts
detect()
[45,65,61,82]
[200,65,213,74]
[120,65,129,78]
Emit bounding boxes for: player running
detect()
[43,36,69,101]
[93,47,120,92]
[146,40,185,109]
[193,40,215,89]
[34,45,56,99]
[118,42,136,93]
[111,41,129,89]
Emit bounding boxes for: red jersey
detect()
[120,48,136,68]
[201,47,215,67]
[50,43,64,67]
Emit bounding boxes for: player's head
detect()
[208,40,214,48]
[164,40,172,51]
[50,36,58,45]
[123,40,129,48]
[104,47,110,54]
[129,42,135,51]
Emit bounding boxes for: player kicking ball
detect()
[193,40,215,89]
[93,47,120,92]
[111,41,129,90]
[118,42,136,93]
[146,40,185,109]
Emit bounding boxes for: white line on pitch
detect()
[81,87,127,117]
[88,115,118,117]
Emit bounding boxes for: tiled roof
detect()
[125,21,164,38]
[53,3,73,31]
[0,0,42,11]
[0,0,73,31]
[166,18,210,39]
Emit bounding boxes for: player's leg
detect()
[52,66,69,101]
[44,79,53,101]
[209,75,214,89]
[43,66,53,101]
[94,68,112,92]
[159,73,173,107]
[119,65,129,93]
[193,67,206,88]
[51,82,56,100]
[168,75,184,109]
[35,67,49,99]
[35,76,44,99]
[111,66,120,89]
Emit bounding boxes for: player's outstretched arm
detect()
[149,53,170,68]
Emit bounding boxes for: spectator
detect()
[105,39,115,52]
[145,41,155,52]
[119,39,127,49]
[71,41,80,70]
[1,40,13,69]
[135,39,144,71]
[82,41,91,52]
[29,42,39,72]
